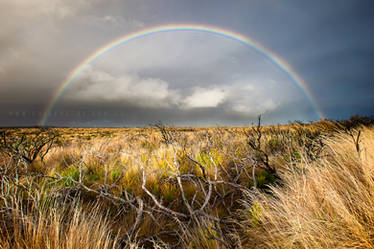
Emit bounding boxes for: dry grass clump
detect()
[0,191,124,249]
[242,127,374,248]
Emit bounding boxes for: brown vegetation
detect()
[0,117,373,248]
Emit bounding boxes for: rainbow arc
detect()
[40,24,324,126]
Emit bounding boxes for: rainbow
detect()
[40,24,324,125]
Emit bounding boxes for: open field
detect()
[0,117,373,248]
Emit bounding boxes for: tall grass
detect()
[242,127,374,248]
[0,182,124,249]
[1,121,373,248]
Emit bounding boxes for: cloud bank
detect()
[1,0,372,126]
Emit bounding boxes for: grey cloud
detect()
[59,59,304,121]
[65,66,180,108]
[1,0,373,126]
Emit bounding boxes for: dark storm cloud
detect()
[1,0,373,127]
[288,1,374,119]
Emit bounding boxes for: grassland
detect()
[0,117,373,248]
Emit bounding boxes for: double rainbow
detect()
[40,24,323,126]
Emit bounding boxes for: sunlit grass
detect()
[242,127,374,248]
[1,119,373,248]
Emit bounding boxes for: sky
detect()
[0,0,373,127]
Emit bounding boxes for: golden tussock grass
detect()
[1,120,373,248]
[0,197,122,249]
[242,127,374,248]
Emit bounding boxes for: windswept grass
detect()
[1,118,373,248]
[242,127,374,248]
[0,190,123,249]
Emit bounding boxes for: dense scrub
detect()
[0,117,372,248]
